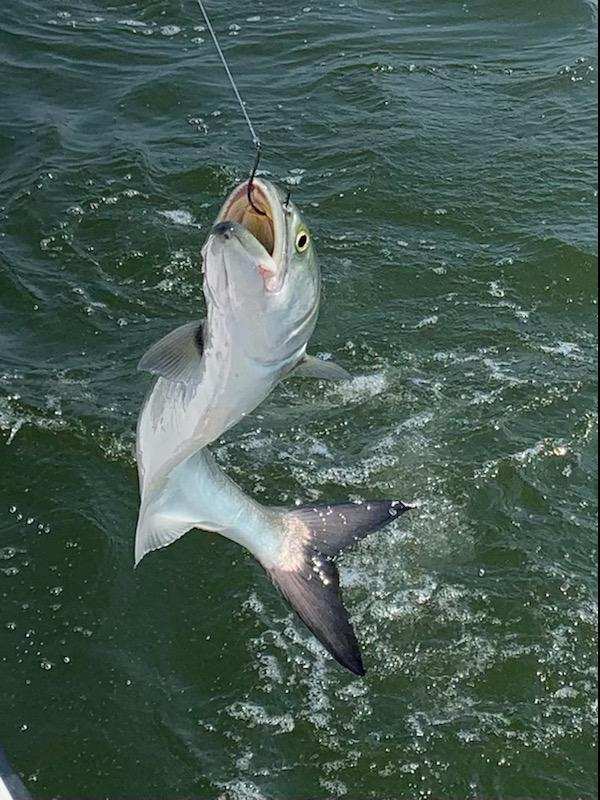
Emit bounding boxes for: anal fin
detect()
[135,508,194,567]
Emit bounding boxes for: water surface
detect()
[0,1,597,797]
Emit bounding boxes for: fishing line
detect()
[195,0,265,215]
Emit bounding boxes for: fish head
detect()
[202,178,320,358]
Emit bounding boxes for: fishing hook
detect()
[247,144,266,216]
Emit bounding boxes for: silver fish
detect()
[135,179,410,674]
[136,178,348,560]
[136,179,348,544]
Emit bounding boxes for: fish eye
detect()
[295,229,310,254]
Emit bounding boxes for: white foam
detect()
[158,209,198,227]
[226,702,295,734]
[118,19,147,28]
[416,314,439,328]
[540,341,582,359]
[216,779,267,800]
[334,372,387,403]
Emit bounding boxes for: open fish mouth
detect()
[216,178,286,269]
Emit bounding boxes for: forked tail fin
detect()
[267,500,410,676]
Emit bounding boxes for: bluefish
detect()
[135,180,410,674]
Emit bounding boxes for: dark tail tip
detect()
[351,657,366,677]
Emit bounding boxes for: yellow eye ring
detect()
[295,229,310,253]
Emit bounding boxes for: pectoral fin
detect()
[291,355,351,382]
[138,320,204,384]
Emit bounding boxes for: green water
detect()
[0,1,597,798]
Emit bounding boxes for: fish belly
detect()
[137,359,278,498]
